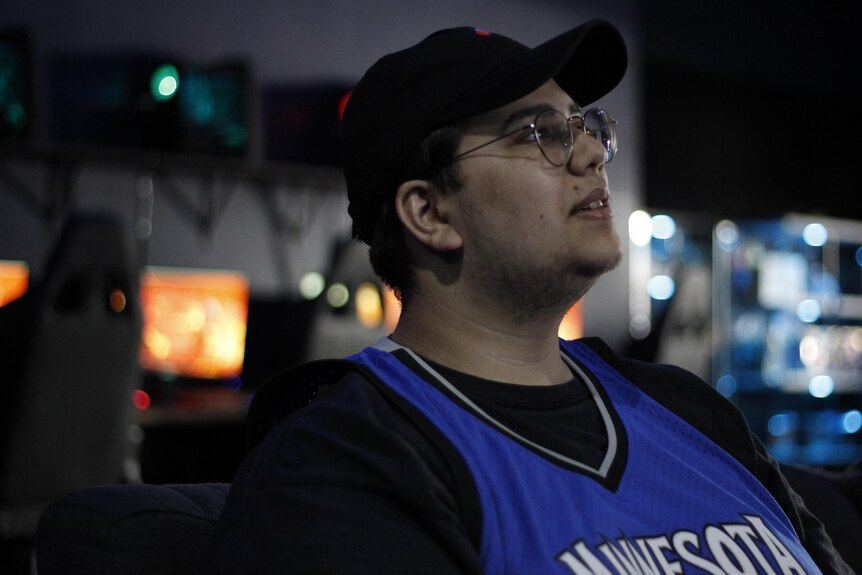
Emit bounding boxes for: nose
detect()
[567,130,606,175]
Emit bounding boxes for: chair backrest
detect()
[0,212,143,538]
[35,482,231,575]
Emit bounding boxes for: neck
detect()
[391,283,575,386]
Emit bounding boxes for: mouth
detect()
[578,198,609,211]
[571,189,610,214]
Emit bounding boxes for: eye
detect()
[537,125,554,139]
[536,125,567,146]
[516,124,541,144]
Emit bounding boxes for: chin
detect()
[577,244,622,279]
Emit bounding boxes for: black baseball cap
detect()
[341,20,628,245]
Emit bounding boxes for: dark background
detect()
[641,1,862,220]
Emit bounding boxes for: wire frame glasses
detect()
[450,108,617,166]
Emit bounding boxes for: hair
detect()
[367,123,465,304]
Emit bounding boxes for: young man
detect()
[207,20,852,574]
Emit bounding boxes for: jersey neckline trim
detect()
[373,337,619,478]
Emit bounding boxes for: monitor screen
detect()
[0,29,32,141]
[48,52,251,156]
[262,83,351,166]
[178,62,250,157]
[139,266,249,380]
[0,260,28,307]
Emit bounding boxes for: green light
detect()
[150,64,179,102]
[222,125,248,148]
[4,102,27,127]
[326,283,350,309]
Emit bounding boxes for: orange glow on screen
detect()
[355,282,384,328]
[139,267,249,379]
[558,301,583,340]
[382,286,401,332]
[0,260,29,307]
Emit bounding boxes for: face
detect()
[445,79,622,316]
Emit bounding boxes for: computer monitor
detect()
[139,266,249,381]
[49,51,181,150]
[262,82,351,166]
[49,52,251,156]
[177,61,251,157]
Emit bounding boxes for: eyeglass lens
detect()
[534,108,616,165]
[584,108,617,163]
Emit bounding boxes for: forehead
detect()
[466,79,578,127]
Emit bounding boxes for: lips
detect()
[572,189,610,213]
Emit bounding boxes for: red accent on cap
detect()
[337,90,351,120]
[473,29,491,36]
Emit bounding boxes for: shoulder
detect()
[250,361,448,468]
[210,363,484,573]
[242,359,481,537]
[576,337,730,404]
[246,358,468,468]
[576,337,758,470]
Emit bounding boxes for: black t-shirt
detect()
[425,357,608,469]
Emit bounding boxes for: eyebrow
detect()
[499,102,582,134]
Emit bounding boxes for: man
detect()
[207,20,851,574]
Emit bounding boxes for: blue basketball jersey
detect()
[347,338,821,575]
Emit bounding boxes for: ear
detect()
[394,179,463,252]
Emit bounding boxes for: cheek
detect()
[477,169,562,216]
[457,163,571,243]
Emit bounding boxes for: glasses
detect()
[450,108,617,167]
